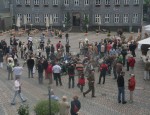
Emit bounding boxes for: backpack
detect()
[74,104,79,113]
[7,64,12,71]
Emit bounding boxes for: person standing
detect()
[121,48,127,66]
[50,44,55,54]
[65,43,70,54]
[38,60,44,84]
[59,96,70,115]
[117,71,127,104]
[70,96,81,115]
[78,73,85,92]
[7,60,14,80]
[144,58,150,80]
[52,62,62,86]
[68,63,75,88]
[65,33,69,44]
[12,63,23,79]
[11,76,26,105]
[116,61,123,78]
[0,49,3,68]
[128,74,136,103]
[128,55,136,74]
[27,56,35,78]
[45,44,51,60]
[98,62,108,84]
[83,70,96,97]
[46,61,53,84]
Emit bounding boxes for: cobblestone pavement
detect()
[0,32,150,115]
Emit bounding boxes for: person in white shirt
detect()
[52,62,62,86]
[11,76,26,105]
[12,63,23,79]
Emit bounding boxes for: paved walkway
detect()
[0,32,149,115]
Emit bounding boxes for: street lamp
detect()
[86,24,89,33]
[30,24,33,31]
[48,85,51,115]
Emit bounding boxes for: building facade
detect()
[10,0,143,32]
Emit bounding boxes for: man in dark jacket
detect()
[38,60,44,84]
[83,70,96,98]
[0,49,3,68]
[117,71,127,104]
[50,44,55,54]
[68,63,75,88]
[27,56,34,78]
[121,48,127,66]
[70,95,81,115]
[45,44,50,60]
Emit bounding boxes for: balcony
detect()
[25,4,30,7]
[124,4,129,6]
[34,4,39,7]
[53,4,58,7]
[43,3,49,7]
[105,4,110,7]
[95,4,101,7]
[115,4,120,7]
[134,4,139,6]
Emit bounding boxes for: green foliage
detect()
[17,104,29,115]
[34,100,59,115]
[144,0,150,4]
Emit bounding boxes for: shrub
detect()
[17,104,29,115]
[34,100,59,115]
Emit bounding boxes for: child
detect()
[78,73,85,92]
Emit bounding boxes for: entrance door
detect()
[72,13,80,26]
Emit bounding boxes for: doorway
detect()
[72,13,80,26]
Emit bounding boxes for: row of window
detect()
[16,0,140,6]
[17,13,139,24]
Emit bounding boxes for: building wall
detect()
[12,0,143,31]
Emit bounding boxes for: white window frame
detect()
[44,14,49,23]
[53,0,58,5]
[133,14,138,23]
[53,14,59,23]
[84,0,89,5]
[16,0,21,5]
[105,14,110,23]
[114,14,119,23]
[105,0,110,5]
[17,14,22,21]
[95,14,101,24]
[25,0,30,5]
[123,14,129,23]
[115,0,120,5]
[74,0,79,6]
[35,14,40,23]
[26,14,31,23]
[134,0,139,5]
[43,0,48,4]
[95,0,101,5]
[64,0,69,5]
[124,0,129,5]
[34,0,39,5]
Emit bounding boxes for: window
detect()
[114,14,119,23]
[25,0,30,5]
[35,14,40,23]
[26,14,31,23]
[44,14,49,23]
[95,14,101,24]
[134,0,139,5]
[64,0,69,5]
[74,0,79,6]
[34,0,39,5]
[95,0,101,5]
[84,0,89,5]
[43,0,49,5]
[105,14,110,23]
[17,14,22,21]
[133,14,138,23]
[115,0,120,5]
[123,14,129,23]
[53,0,58,5]
[124,0,129,5]
[53,14,59,23]
[105,0,110,5]
[16,0,21,4]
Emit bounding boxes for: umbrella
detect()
[46,16,49,30]
[138,37,150,45]
[16,16,21,28]
[145,28,150,32]
[144,25,150,28]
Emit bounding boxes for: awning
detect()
[138,37,150,45]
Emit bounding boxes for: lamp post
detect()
[30,24,33,31]
[86,24,89,33]
[48,85,51,115]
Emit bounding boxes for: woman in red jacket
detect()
[128,55,136,73]
[128,74,136,103]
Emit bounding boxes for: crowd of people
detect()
[0,30,149,114]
